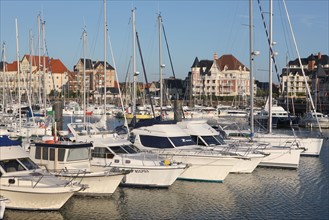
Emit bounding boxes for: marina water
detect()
[3,116,328,220]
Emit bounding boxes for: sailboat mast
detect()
[29,29,33,102]
[1,42,6,113]
[268,0,273,133]
[42,20,47,112]
[15,18,22,135]
[132,8,137,115]
[103,0,107,113]
[249,0,254,141]
[38,14,42,104]
[83,30,87,124]
[158,14,163,115]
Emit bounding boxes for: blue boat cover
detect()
[133,117,177,129]
[0,135,22,146]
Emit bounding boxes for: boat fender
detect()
[161,159,171,166]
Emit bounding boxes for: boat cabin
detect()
[29,141,93,172]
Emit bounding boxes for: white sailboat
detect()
[220,0,304,169]
[250,0,324,157]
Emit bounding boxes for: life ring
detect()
[45,140,55,144]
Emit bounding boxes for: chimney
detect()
[308,54,315,71]
[214,52,218,60]
[318,52,322,60]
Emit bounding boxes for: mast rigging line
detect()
[136,31,156,119]
[161,19,185,118]
[257,0,281,84]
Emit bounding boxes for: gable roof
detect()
[216,54,249,71]
[94,61,115,70]
[191,57,200,68]
[22,55,70,73]
[288,53,329,66]
[49,58,70,73]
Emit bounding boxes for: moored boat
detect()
[29,138,126,195]
[67,122,188,188]
[0,135,83,210]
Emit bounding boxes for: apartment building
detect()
[280,52,329,113]
[187,53,254,104]
[72,58,115,94]
[0,55,70,98]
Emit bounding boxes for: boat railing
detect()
[4,172,51,189]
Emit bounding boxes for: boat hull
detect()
[120,166,185,187]
[0,188,74,210]
[59,172,124,195]
[257,148,303,169]
[230,156,264,174]
[160,154,237,182]
[254,136,323,156]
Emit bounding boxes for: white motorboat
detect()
[29,138,126,195]
[219,129,305,169]
[217,106,248,119]
[222,125,323,157]
[177,119,266,173]
[67,122,188,188]
[0,135,83,210]
[130,119,242,182]
[254,104,299,129]
[299,111,329,129]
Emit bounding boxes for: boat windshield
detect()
[18,157,39,170]
[200,135,223,146]
[122,145,139,154]
[109,146,128,154]
[214,135,226,145]
[0,157,39,172]
[67,148,90,161]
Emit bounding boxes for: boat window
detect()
[201,136,221,146]
[110,146,128,154]
[43,147,48,160]
[214,135,226,145]
[18,157,39,170]
[140,135,174,148]
[58,149,65,161]
[0,159,25,172]
[67,148,89,161]
[130,145,141,153]
[92,147,114,159]
[49,148,55,161]
[170,136,195,147]
[191,135,206,146]
[122,145,138,154]
[35,147,41,159]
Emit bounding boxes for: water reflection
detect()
[4,210,63,220]
[4,117,327,219]
[60,195,121,219]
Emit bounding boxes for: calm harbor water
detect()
[3,116,329,220]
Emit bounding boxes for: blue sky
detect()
[1,0,328,83]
